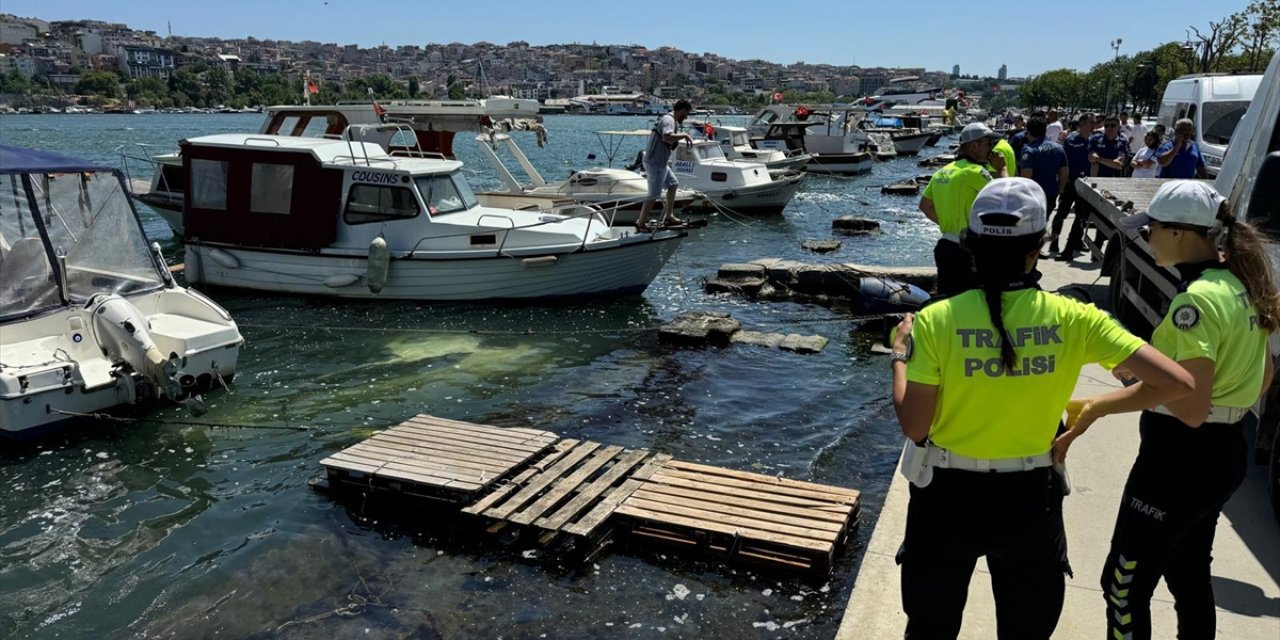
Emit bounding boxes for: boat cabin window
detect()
[695,145,726,161]
[250,163,295,215]
[0,178,59,318]
[730,131,750,146]
[415,173,478,216]
[264,113,349,139]
[343,184,420,224]
[190,159,228,210]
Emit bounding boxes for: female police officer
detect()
[889,177,1193,639]
[1055,180,1278,640]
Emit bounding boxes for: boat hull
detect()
[689,173,805,215]
[805,153,873,175]
[889,131,933,156]
[184,234,685,300]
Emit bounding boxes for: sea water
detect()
[0,112,946,639]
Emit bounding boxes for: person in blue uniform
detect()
[1157,118,1208,179]
[1054,180,1279,640]
[890,177,1192,640]
[1049,113,1094,259]
[1088,114,1128,178]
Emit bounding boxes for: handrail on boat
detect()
[242,137,282,147]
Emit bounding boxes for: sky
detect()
[3,0,1253,77]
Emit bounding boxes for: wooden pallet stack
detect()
[318,414,860,577]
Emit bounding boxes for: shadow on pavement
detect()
[1210,575,1280,618]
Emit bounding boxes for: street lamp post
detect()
[1104,38,1122,114]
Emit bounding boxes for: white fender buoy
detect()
[366,236,390,293]
[208,248,239,269]
[521,255,558,269]
[323,273,360,288]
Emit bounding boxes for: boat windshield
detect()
[415,172,479,215]
[730,131,750,146]
[1,170,164,319]
[694,144,726,161]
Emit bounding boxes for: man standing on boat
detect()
[637,99,694,230]
[918,122,1008,296]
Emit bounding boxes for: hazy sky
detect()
[3,0,1251,77]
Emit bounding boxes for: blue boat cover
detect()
[871,117,904,128]
[0,144,108,174]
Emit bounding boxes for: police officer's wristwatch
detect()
[888,351,909,365]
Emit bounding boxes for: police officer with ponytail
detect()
[889,178,1193,639]
[1054,180,1279,640]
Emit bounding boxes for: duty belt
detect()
[925,446,1055,473]
[1152,404,1250,424]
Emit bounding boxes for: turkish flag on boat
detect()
[306,79,319,94]
[372,101,387,119]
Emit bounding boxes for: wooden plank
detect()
[326,451,478,487]
[371,428,547,461]
[374,462,483,490]
[407,414,558,441]
[360,432,535,468]
[403,416,557,447]
[651,468,859,504]
[644,472,849,509]
[628,486,847,531]
[481,441,603,520]
[620,496,839,543]
[661,460,861,501]
[338,443,508,482]
[461,439,579,515]
[632,482,851,523]
[614,503,833,553]
[535,449,650,531]
[507,445,624,526]
[391,422,557,456]
[320,454,380,474]
[564,453,672,537]
[395,418,557,448]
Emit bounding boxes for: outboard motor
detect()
[87,294,187,405]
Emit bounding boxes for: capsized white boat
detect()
[176,133,684,300]
[1,145,243,437]
[594,130,805,215]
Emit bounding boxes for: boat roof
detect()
[182,134,463,172]
[0,144,110,174]
[597,129,655,137]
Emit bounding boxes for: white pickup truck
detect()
[1076,50,1280,518]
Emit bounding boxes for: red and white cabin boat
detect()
[177,132,684,301]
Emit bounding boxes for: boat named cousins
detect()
[176,133,685,300]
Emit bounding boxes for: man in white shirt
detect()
[1045,110,1065,144]
[1125,112,1146,156]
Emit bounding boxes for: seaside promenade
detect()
[837,254,1280,639]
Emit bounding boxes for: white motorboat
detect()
[746,105,875,175]
[692,122,811,175]
[473,130,701,226]
[593,130,805,215]
[1,145,243,437]
[175,133,684,300]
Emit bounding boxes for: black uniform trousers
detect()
[1052,180,1087,252]
[932,238,976,298]
[898,466,1070,640]
[1101,411,1250,640]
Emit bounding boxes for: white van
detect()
[1157,72,1263,176]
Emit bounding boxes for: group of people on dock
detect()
[895,118,1275,639]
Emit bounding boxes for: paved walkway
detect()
[837,257,1280,639]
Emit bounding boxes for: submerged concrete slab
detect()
[837,246,1280,639]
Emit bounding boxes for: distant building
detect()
[998,64,1007,81]
[116,45,176,81]
[0,20,39,46]
[951,64,960,79]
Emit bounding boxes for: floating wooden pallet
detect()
[317,414,861,576]
[462,440,671,544]
[614,459,861,575]
[319,414,559,504]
